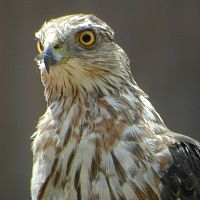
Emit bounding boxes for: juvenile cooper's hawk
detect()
[31,14,200,200]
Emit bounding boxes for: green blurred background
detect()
[0,0,200,199]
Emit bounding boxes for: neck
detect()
[40,66,166,150]
[40,64,133,104]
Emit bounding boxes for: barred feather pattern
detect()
[31,69,172,199]
[32,14,179,200]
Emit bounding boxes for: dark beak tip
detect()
[43,46,57,73]
[44,57,51,73]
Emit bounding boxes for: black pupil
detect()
[82,34,91,43]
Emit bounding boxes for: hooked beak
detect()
[43,45,57,73]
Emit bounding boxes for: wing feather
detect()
[160,134,200,200]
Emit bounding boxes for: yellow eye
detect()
[78,30,95,46]
[36,41,44,53]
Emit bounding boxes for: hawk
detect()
[31,14,200,200]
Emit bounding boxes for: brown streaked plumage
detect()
[31,14,200,200]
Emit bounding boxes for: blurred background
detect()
[0,0,200,199]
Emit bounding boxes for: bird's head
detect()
[35,14,131,102]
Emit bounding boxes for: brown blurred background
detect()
[0,0,200,199]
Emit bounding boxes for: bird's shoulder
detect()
[159,132,200,200]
